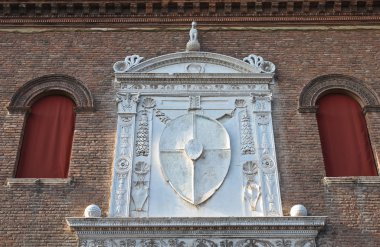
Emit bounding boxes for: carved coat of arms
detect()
[159,113,231,205]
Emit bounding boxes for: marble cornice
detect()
[114,73,274,85]
[66,216,327,236]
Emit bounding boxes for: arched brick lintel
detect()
[299,74,380,113]
[8,74,95,113]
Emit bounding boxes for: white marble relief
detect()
[108,49,283,217]
[113,55,144,73]
[131,161,150,213]
[186,63,206,73]
[130,97,155,217]
[159,113,231,205]
[155,109,171,124]
[242,161,261,212]
[189,96,201,110]
[136,110,149,156]
[78,238,318,247]
[142,97,156,109]
[121,83,264,93]
[234,99,246,108]
[116,93,139,114]
[239,109,255,155]
[67,23,327,247]
[109,94,140,217]
[252,93,272,112]
[243,54,276,74]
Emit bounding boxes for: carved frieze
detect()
[78,238,318,247]
[67,217,326,247]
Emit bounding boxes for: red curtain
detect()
[16,95,76,178]
[317,94,378,177]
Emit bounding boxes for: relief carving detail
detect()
[193,239,217,247]
[242,161,261,212]
[136,110,150,156]
[131,162,150,212]
[239,109,255,155]
[159,113,231,205]
[117,93,139,113]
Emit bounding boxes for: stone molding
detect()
[8,74,94,113]
[66,216,326,235]
[115,73,273,85]
[323,176,380,185]
[6,178,73,187]
[126,52,262,74]
[299,74,380,113]
[66,217,326,247]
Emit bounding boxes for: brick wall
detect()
[1,27,380,246]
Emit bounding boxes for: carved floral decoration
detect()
[114,55,144,73]
[243,54,275,73]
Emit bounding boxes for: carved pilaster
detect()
[109,93,140,217]
[130,97,155,217]
[252,92,282,216]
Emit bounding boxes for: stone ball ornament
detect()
[290,204,308,216]
[84,204,102,218]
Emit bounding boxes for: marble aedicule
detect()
[67,23,326,247]
[108,50,281,217]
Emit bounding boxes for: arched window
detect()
[316,93,378,177]
[16,95,76,178]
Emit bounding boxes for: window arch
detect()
[16,95,76,178]
[316,93,377,177]
[8,74,94,178]
[299,74,380,177]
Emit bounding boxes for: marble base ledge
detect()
[66,217,327,247]
[7,178,72,186]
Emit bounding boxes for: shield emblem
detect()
[159,113,231,205]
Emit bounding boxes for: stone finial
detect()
[186,21,200,52]
[290,204,308,216]
[84,204,102,217]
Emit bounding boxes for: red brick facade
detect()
[1,1,380,246]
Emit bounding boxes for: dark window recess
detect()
[16,95,76,178]
[316,94,378,177]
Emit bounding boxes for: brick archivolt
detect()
[8,74,94,113]
[299,74,380,113]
